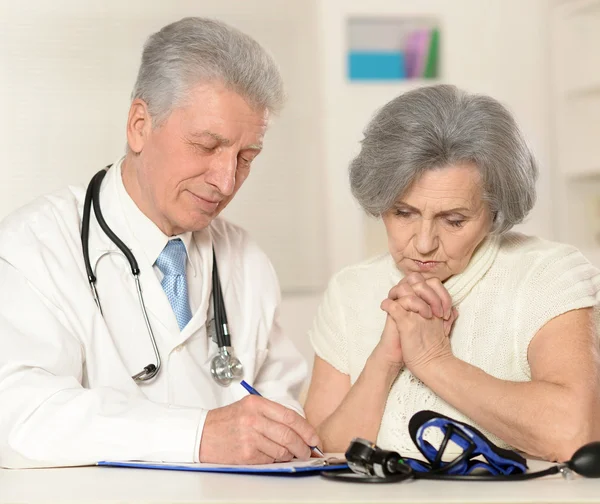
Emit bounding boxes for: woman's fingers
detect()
[443,307,459,337]
[410,282,444,318]
[382,295,432,319]
[388,273,446,318]
[425,277,453,320]
[387,282,413,300]
[388,272,426,300]
[403,272,427,285]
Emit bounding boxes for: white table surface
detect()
[1,460,600,504]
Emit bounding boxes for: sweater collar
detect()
[389,235,501,304]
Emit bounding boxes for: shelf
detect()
[551,0,600,254]
[565,82,600,99]
[559,0,600,95]
[347,78,440,90]
[563,166,600,180]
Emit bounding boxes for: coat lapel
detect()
[87,166,180,338]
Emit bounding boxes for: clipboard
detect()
[97,457,348,475]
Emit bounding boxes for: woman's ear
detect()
[126,99,152,154]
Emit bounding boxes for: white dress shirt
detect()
[0,158,307,468]
[114,163,201,312]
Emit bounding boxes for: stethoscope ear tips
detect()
[567,442,600,478]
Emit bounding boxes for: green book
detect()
[423,28,440,79]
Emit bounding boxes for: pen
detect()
[239,380,326,458]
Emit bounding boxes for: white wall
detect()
[549,0,600,268]
[0,0,327,294]
[0,1,556,372]
[285,0,555,372]
[317,0,554,264]
[279,294,322,377]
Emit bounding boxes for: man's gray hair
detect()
[349,85,538,234]
[131,17,285,125]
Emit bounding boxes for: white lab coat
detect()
[0,165,307,468]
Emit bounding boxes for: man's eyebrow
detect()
[190,130,231,146]
[190,130,262,150]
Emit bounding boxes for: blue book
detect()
[348,50,406,80]
[97,458,348,475]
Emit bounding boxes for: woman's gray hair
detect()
[349,85,538,234]
[131,17,285,125]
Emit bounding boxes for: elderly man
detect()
[0,17,319,468]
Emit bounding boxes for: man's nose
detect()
[206,152,237,196]
[414,219,439,255]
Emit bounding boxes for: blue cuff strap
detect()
[405,410,528,476]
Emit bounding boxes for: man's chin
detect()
[182,211,219,233]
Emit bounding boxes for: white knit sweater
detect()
[310,233,600,453]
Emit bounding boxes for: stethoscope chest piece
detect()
[82,167,244,385]
[210,346,243,386]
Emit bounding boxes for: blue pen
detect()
[239,380,325,458]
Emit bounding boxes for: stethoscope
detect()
[80,167,244,386]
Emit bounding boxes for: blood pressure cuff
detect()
[402,410,527,476]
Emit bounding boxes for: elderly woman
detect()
[304,85,600,462]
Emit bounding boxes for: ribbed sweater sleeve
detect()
[514,244,600,374]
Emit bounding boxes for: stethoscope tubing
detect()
[80,167,241,384]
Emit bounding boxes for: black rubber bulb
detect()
[568,442,600,478]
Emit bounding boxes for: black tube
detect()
[81,171,99,283]
[211,247,230,347]
[90,169,140,275]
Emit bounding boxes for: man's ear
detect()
[126,99,152,154]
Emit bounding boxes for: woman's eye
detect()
[446,219,465,228]
[394,210,411,218]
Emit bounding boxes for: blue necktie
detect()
[155,239,193,331]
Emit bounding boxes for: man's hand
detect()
[199,395,321,464]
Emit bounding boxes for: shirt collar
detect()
[92,157,196,276]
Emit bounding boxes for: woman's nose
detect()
[414,219,439,255]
